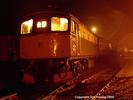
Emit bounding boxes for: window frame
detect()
[20,15,71,35]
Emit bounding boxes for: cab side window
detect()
[71,20,79,34]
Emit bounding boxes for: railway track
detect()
[15,66,101,100]
[37,71,92,100]
[36,66,122,100]
[92,70,133,99]
[93,77,133,100]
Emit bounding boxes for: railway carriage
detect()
[19,10,104,85]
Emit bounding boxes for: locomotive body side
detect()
[78,22,98,57]
[69,15,98,58]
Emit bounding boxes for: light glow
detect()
[92,27,96,33]
[124,48,128,53]
[129,49,133,52]
[60,18,68,27]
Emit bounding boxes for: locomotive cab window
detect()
[21,19,33,34]
[51,17,68,31]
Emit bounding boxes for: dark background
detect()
[1,0,133,48]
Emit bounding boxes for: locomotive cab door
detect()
[70,19,80,56]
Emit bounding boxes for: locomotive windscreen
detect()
[51,17,68,31]
[20,16,69,35]
[21,19,33,34]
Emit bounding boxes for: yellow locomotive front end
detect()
[20,16,70,59]
[19,12,74,85]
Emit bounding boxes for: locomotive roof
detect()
[22,10,72,20]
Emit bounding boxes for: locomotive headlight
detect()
[37,21,47,28]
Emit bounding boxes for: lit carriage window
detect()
[51,17,68,31]
[21,19,33,34]
[37,21,47,28]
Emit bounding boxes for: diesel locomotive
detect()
[19,10,112,85]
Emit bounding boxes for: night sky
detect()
[1,0,133,47]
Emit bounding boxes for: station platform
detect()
[100,61,133,100]
[116,62,133,78]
